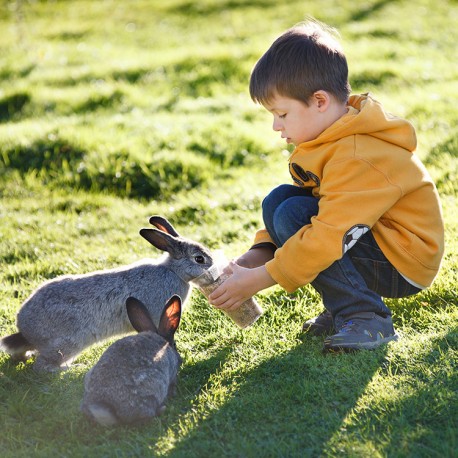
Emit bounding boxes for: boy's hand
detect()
[208,261,276,311]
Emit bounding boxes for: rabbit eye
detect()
[194,255,205,264]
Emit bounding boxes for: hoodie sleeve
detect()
[265,156,403,292]
[252,228,276,246]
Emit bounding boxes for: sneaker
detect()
[302,310,334,335]
[324,312,398,351]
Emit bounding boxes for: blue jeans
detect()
[262,184,420,326]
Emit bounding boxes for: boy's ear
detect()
[312,90,331,111]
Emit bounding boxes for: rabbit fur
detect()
[0,216,217,372]
[81,295,182,426]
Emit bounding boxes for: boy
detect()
[208,20,444,352]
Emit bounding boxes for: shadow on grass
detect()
[177,345,234,402]
[1,324,455,456]
[163,337,389,457]
[348,0,396,22]
[0,91,31,122]
[167,0,277,16]
[0,345,234,455]
[390,327,457,455]
[0,354,86,437]
[331,325,458,457]
[0,133,213,200]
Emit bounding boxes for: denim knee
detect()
[273,196,319,246]
[262,185,310,245]
[262,185,297,226]
[262,185,314,228]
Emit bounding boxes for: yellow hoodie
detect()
[253,94,444,293]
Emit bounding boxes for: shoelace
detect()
[340,320,357,333]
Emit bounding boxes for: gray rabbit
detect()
[0,216,218,372]
[81,295,182,426]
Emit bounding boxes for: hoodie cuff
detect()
[250,242,277,252]
[265,259,300,293]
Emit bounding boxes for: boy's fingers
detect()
[209,285,224,301]
[209,286,233,307]
[211,289,239,309]
[215,297,238,310]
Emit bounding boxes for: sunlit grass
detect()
[0,0,457,456]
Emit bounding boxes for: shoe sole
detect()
[324,333,399,351]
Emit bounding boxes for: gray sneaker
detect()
[324,312,398,351]
[302,310,334,335]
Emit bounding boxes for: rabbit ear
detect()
[148,216,180,237]
[158,295,182,342]
[126,297,158,334]
[139,228,178,254]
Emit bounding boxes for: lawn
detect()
[0,0,457,457]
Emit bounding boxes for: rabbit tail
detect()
[0,332,35,361]
[82,402,118,427]
[82,399,161,426]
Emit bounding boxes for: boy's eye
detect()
[279,113,287,119]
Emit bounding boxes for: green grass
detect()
[1,0,457,456]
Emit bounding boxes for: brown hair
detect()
[249,20,351,106]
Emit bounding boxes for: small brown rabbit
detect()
[81,295,182,426]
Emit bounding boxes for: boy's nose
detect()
[272,119,282,131]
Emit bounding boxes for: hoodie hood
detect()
[303,93,417,152]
